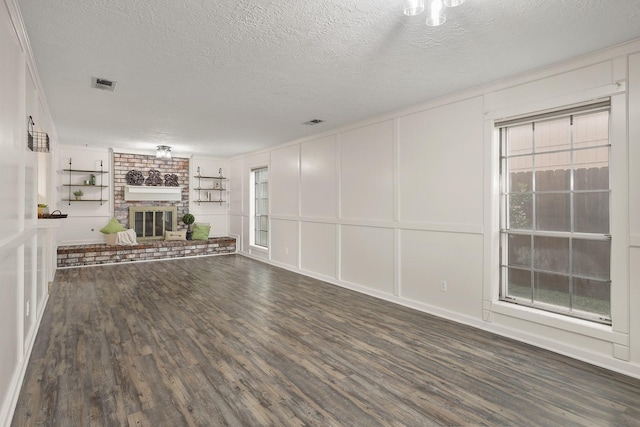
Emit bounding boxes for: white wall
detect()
[270,145,299,217]
[0,1,58,425]
[629,52,640,368]
[231,39,640,379]
[229,152,270,259]
[399,98,483,226]
[56,146,112,245]
[301,135,337,219]
[189,155,230,237]
[341,122,394,221]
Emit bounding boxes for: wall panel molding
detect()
[269,215,483,235]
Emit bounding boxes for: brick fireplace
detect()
[113,152,190,231]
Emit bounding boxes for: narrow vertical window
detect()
[498,101,611,324]
[253,168,269,248]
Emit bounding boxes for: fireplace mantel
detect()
[124,185,183,201]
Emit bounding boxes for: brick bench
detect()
[57,237,236,268]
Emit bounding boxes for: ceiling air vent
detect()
[93,77,117,92]
[303,119,324,125]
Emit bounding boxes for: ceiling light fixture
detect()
[403,0,424,16]
[156,145,172,159]
[403,0,466,26]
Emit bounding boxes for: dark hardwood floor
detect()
[11,255,640,426]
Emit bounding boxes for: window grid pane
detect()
[254,168,269,248]
[499,108,611,324]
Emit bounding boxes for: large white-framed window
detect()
[498,100,611,325]
[250,167,269,248]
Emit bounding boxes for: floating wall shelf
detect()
[194,166,227,205]
[64,159,108,205]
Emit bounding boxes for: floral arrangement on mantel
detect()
[164,173,179,186]
[126,169,179,186]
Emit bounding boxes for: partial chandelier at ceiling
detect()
[156,145,172,159]
[404,0,466,26]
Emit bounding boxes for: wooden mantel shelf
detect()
[124,185,183,201]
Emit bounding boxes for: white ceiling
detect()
[17,0,640,158]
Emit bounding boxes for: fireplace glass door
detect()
[129,206,178,240]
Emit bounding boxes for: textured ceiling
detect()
[17,0,640,157]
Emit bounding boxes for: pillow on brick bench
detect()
[100,218,126,234]
[104,233,118,245]
[192,223,211,240]
[165,230,187,241]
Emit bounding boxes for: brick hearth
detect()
[57,237,236,268]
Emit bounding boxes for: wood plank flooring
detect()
[11,255,640,426]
